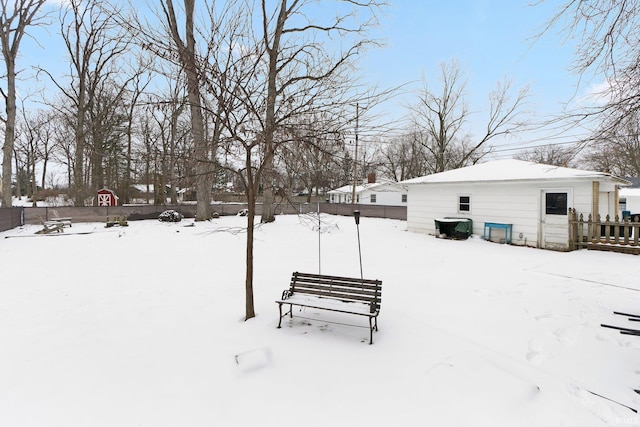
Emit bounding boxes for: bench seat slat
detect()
[275,294,377,316]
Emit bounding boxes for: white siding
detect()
[627,196,640,214]
[407,179,617,249]
[360,188,406,206]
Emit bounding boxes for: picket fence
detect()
[568,208,640,254]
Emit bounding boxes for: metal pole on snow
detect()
[318,201,321,275]
[354,210,363,281]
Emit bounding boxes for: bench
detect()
[46,218,72,228]
[601,311,640,337]
[37,222,65,234]
[483,222,513,244]
[276,272,382,344]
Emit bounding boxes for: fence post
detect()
[568,208,575,251]
[578,213,584,248]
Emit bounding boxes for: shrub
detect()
[158,210,183,222]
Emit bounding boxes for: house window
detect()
[370,194,377,203]
[545,192,568,215]
[459,195,470,212]
[402,194,407,203]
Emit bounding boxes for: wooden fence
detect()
[568,208,640,254]
[0,207,23,232]
[0,203,406,232]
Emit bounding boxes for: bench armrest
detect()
[281,289,292,300]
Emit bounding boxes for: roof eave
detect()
[405,175,631,186]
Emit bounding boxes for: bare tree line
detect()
[1,0,539,212]
[3,1,640,216]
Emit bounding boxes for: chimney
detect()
[367,173,376,184]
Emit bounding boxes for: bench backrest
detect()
[290,272,382,312]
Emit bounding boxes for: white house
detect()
[401,159,629,250]
[328,181,408,206]
[619,187,640,216]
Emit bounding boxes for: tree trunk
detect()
[74,88,86,206]
[261,184,276,223]
[245,189,256,320]
[1,56,16,207]
[165,0,210,220]
[244,148,257,320]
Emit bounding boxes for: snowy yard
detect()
[1,214,639,426]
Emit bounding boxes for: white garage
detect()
[401,159,629,250]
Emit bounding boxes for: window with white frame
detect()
[370,194,377,203]
[402,194,407,203]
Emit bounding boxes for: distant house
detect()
[401,159,629,251]
[328,176,408,206]
[131,184,185,203]
[619,187,640,216]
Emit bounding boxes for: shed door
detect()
[98,193,111,206]
[540,190,571,250]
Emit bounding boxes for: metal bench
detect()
[601,311,640,337]
[276,272,382,344]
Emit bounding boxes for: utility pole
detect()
[351,103,359,204]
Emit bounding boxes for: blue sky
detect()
[13,0,596,158]
[358,1,597,155]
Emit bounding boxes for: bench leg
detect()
[277,303,292,328]
[369,317,374,345]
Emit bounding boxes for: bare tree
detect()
[38,0,132,206]
[257,0,384,224]
[279,113,348,200]
[0,0,48,207]
[581,111,640,177]
[145,83,191,205]
[121,68,152,204]
[542,1,640,86]
[120,0,383,320]
[514,143,577,167]
[14,113,37,203]
[15,106,59,204]
[411,61,469,173]
[161,0,212,220]
[411,60,529,173]
[539,1,640,142]
[378,131,429,181]
[247,0,383,318]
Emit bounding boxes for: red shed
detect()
[97,188,118,206]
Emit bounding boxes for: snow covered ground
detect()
[1,213,639,426]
